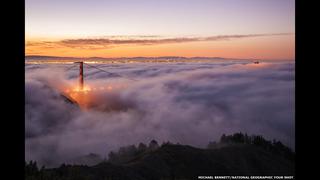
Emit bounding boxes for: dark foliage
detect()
[26,133,295,180]
[108,140,160,165]
[208,132,294,161]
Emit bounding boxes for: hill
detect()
[25,133,295,180]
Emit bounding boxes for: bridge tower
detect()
[79,61,84,90]
[74,62,84,90]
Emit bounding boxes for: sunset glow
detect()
[26,1,295,172]
[26,0,295,60]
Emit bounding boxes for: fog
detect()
[25,61,295,167]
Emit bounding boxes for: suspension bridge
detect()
[63,61,138,109]
[65,61,138,91]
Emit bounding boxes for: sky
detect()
[25,0,295,60]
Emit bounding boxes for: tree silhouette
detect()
[26,133,295,180]
[149,139,159,150]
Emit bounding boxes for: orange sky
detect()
[26,34,294,60]
[26,0,294,60]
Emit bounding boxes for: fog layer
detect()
[25,61,295,167]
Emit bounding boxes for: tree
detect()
[108,151,117,162]
[149,140,159,150]
[220,134,227,143]
[138,143,147,152]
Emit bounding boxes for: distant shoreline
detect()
[25,55,294,64]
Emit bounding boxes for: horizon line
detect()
[25,55,295,61]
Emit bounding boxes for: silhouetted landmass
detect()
[26,133,295,180]
[208,132,294,161]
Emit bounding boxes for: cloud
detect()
[25,61,295,167]
[26,33,293,50]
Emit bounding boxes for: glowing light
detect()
[62,82,129,110]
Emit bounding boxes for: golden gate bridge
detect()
[65,61,138,91]
[57,61,139,109]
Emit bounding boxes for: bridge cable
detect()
[83,62,138,81]
[65,64,78,71]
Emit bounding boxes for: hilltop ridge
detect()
[25,133,295,180]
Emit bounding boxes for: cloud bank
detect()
[26,33,293,50]
[25,61,295,167]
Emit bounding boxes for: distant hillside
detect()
[25,133,294,180]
